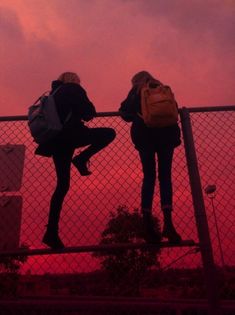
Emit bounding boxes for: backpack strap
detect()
[64,111,72,124]
[136,85,149,120]
[32,91,49,105]
[51,85,72,125]
[33,85,63,105]
[51,85,63,96]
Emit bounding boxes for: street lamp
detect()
[204,184,225,268]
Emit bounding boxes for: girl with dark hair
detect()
[119,71,182,244]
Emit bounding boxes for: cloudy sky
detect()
[0,0,235,116]
[0,1,234,274]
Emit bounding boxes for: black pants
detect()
[138,147,174,211]
[47,127,116,229]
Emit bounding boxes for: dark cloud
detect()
[0,5,64,115]
[133,0,235,48]
[0,6,24,40]
[0,0,234,115]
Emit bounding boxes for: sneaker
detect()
[42,231,65,249]
[162,225,182,244]
[72,156,91,176]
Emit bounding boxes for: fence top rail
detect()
[184,105,235,113]
[0,105,234,122]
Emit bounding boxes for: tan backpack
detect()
[139,83,179,128]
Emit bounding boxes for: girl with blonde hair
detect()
[57,72,81,84]
[36,71,116,249]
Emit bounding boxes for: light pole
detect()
[204,184,225,268]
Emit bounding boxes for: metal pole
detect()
[210,195,225,268]
[204,185,225,269]
[180,107,221,315]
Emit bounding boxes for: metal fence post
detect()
[180,107,221,315]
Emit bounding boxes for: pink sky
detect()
[0,0,235,116]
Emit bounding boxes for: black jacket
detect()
[119,86,181,151]
[35,80,96,157]
[51,80,96,128]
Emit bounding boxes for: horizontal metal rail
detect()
[185,105,235,112]
[0,105,234,122]
[0,240,197,258]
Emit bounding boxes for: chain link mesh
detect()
[190,111,234,267]
[0,108,234,310]
[189,109,235,301]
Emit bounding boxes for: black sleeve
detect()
[67,84,97,121]
[119,87,140,122]
[76,87,97,121]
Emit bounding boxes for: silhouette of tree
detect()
[0,244,28,297]
[0,244,28,273]
[94,206,161,295]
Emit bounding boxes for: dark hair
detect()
[131,71,161,92]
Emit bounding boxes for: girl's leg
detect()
[157,148,181,243]
[139,150,160,244]
[157,147,174,209]
[72,127,116,175]
[43,148,74,248]
[139,150,156,211]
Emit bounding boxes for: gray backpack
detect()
[28,86,70,144]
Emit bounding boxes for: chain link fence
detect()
[0,106,234,314]
[189,109,234,267]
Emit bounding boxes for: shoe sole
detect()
[72,160,92,176]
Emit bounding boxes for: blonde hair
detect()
[57,72,80,84]
[131,71,161,91]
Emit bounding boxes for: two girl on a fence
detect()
[36,71,181,249]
